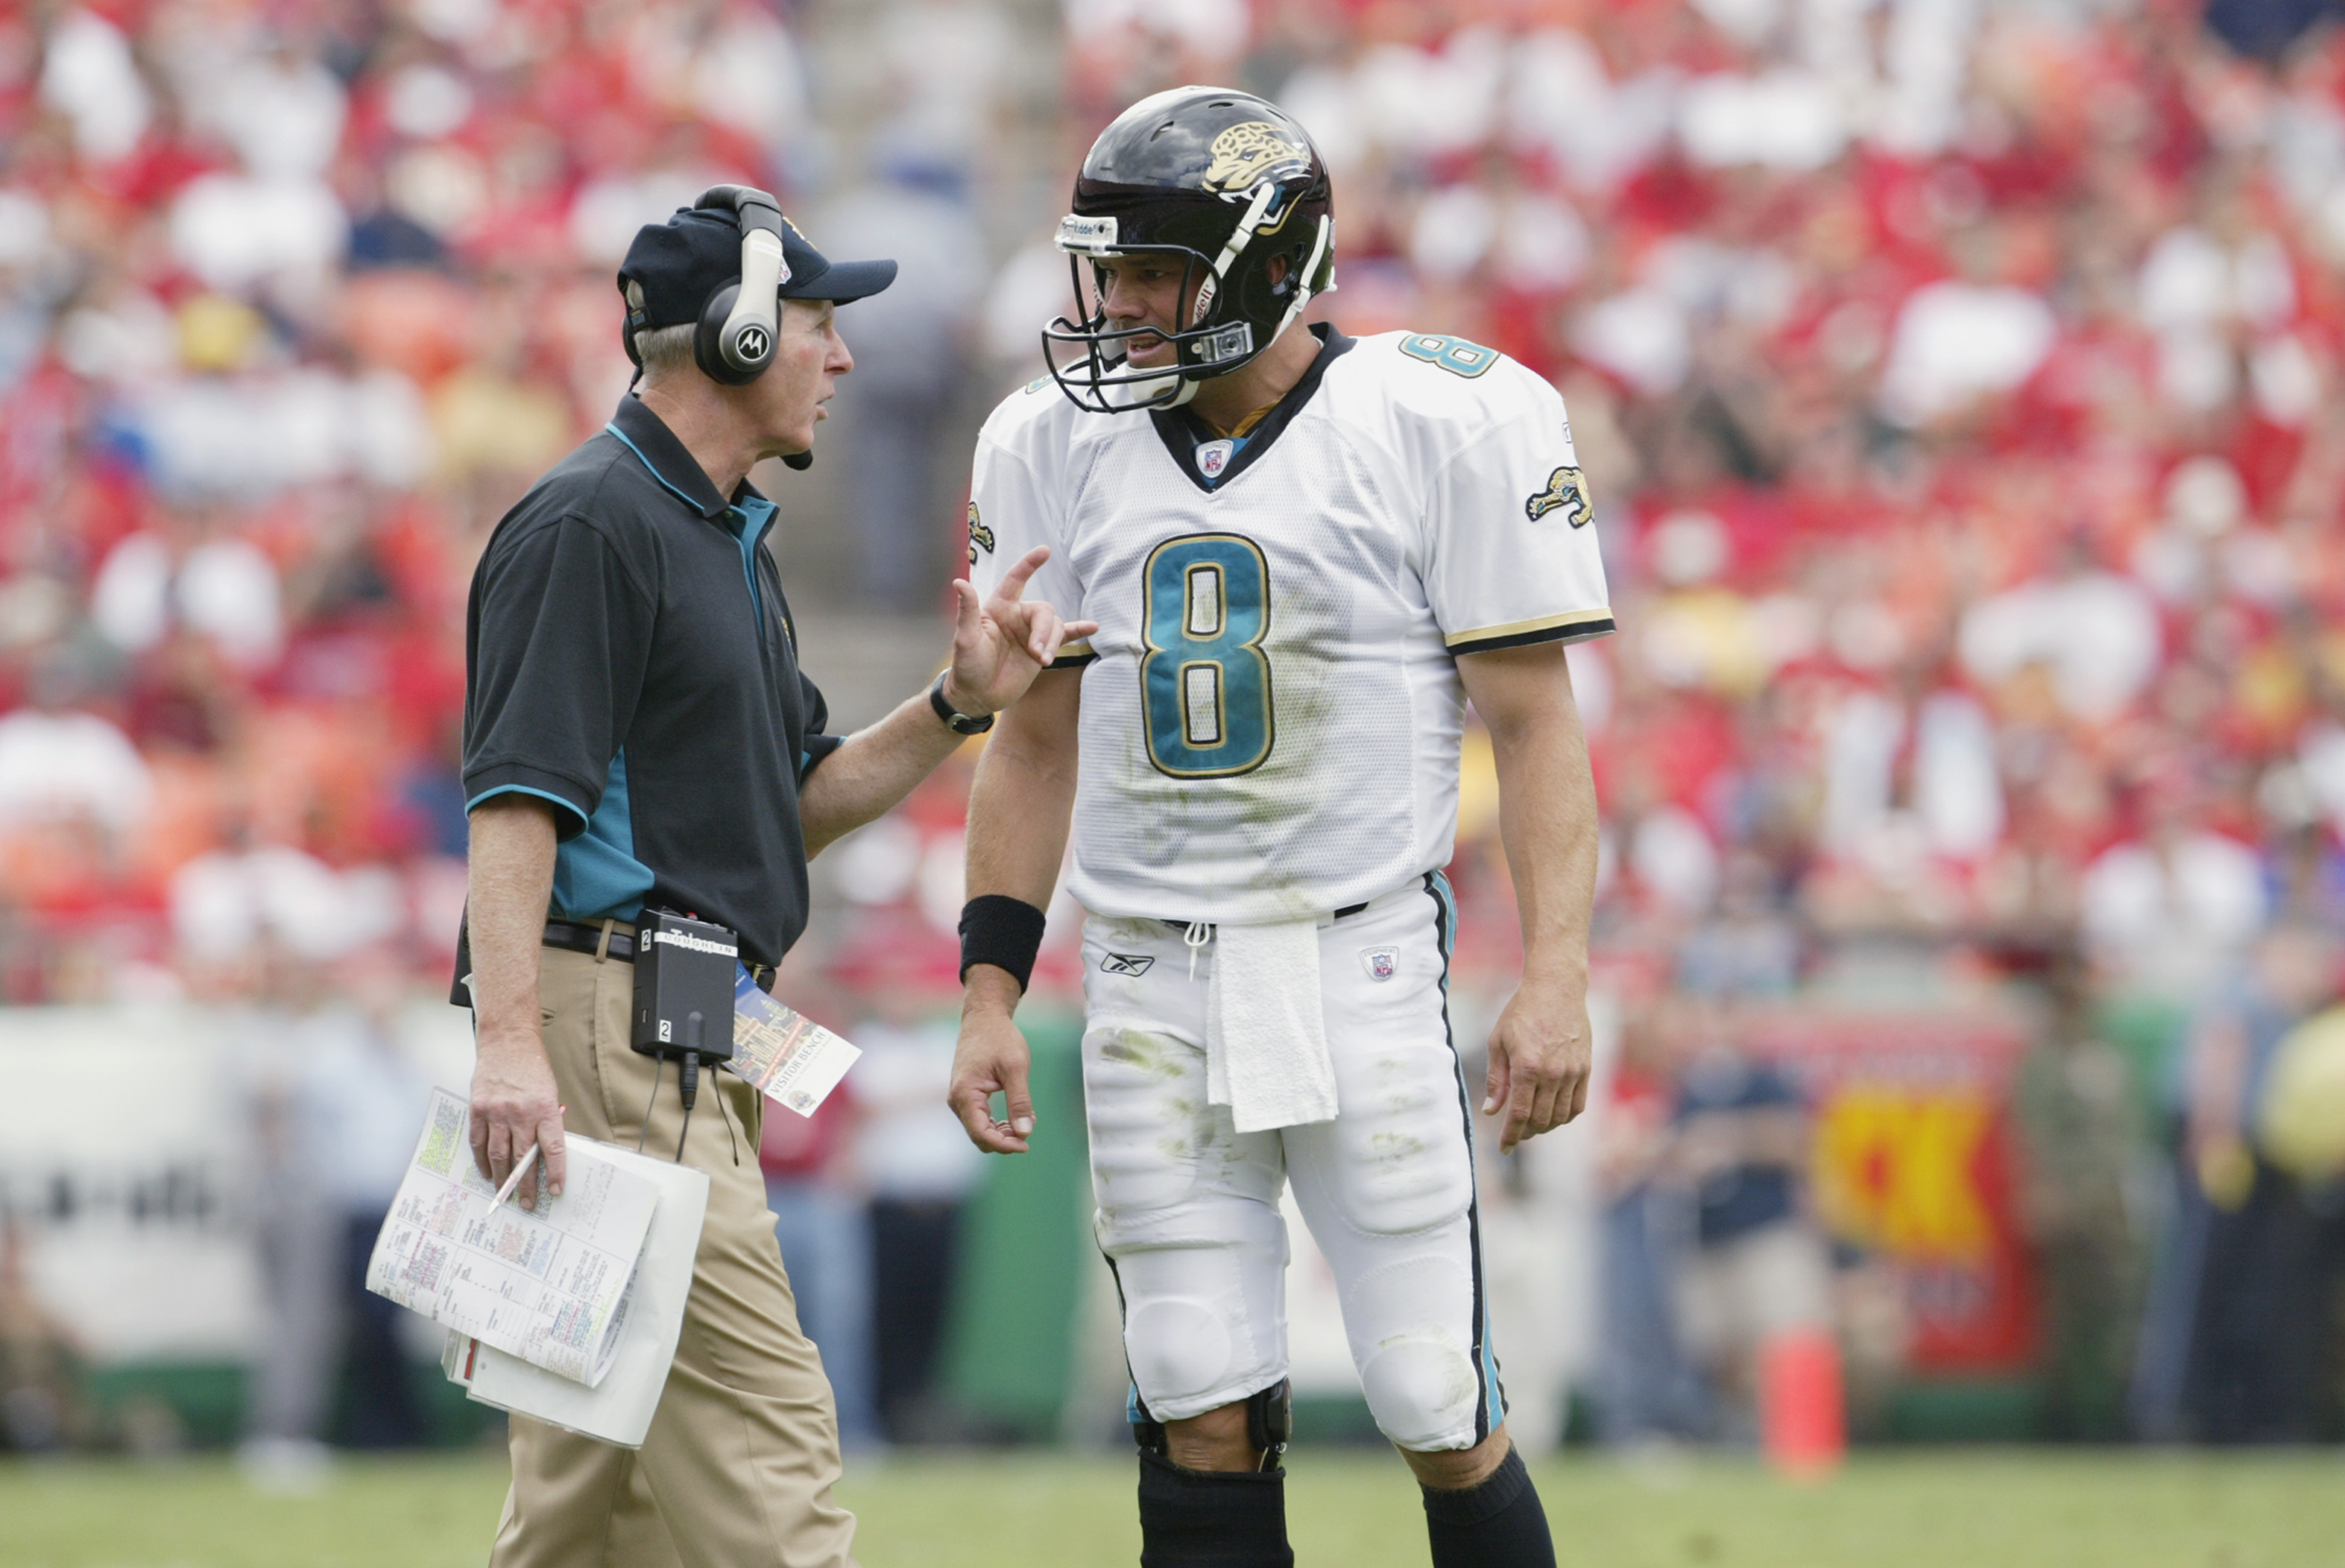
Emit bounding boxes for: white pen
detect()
[490,1144,541,1210]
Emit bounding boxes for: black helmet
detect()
[1043,86,1335,413]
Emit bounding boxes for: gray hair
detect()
[625,279,699,384]
[634,321,698,384]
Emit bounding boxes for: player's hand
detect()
[944,547,1099,718]
[470,1031,566,1209]
[1482,976,1593,1154]
[950,975,1037,1154]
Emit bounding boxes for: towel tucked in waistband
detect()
[1204,918,1339,1134]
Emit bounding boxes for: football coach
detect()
[458,186,1095,1567]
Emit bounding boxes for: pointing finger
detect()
[992,547,1050,604]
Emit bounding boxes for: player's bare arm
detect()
[948,667,1083,1154]
[800,546,1093,857]
[1457,642,1601,1154]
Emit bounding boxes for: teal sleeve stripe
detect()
[467,783,588,831]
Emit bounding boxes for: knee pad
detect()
[1359,1334,1483,1451]
[1124,1296,1238,1411]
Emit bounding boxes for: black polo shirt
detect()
[462,393,842,970]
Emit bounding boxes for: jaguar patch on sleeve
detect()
[1524,465,1591,528]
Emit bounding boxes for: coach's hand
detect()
[1483,974,1593,1154]
[950,970,1037,1154]
[470,1031,566,1210]
[943,547,1099,718]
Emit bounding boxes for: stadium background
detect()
[3,0,2345,1561]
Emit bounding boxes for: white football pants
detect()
[1080,873,1505,1452]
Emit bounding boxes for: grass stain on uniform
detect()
[1099,1029,1188,1080]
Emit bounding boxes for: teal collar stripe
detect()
[605,422,716,515]
[732,497,775,620]
[605,421,777,623]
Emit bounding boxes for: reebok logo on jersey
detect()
[1525,466,1591,528]
[1101,952,1155,976]
[967,501,994,566]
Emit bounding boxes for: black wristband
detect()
[959,894,1047,993]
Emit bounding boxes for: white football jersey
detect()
[968,327,1612,924]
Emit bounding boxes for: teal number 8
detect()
[1398,332,1499,378]
[1141,534,1275,778]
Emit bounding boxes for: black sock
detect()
[1421,1447,1555,1568]
[1137,1449,1293,1568]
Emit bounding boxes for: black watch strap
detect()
[930,671,994,735]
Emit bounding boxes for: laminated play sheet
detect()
[367,1088,657,1386]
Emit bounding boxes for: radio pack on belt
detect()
[630,910,739,1066]
[630,910,739,1161]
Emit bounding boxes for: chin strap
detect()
[1193,183,1281,326]
[1268,214,1334,347]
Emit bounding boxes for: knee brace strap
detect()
[1138,1449,1293,1568]
[1132,1380,1291,1470]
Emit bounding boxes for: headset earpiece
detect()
[688,185,787,385]
[693,282,766,386]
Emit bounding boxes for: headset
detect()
[622,184,812,467]
[620,184,787,387]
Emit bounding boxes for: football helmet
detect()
[1044,86,1335,412]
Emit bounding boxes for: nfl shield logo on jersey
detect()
[1196,439,1235,481]
[1360,946,1399,981]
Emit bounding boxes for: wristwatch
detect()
[929,671,995,735]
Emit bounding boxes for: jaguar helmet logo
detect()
[1202,121,1309,192]
[1525,466,1592,528]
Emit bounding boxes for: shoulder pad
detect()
[1326,330,1559,436]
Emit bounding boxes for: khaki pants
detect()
[490,941,858,1568]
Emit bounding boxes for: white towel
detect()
[1205,919,1339,1134]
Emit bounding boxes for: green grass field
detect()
[2,1447,2340,1568]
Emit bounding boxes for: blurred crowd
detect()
[4,0,2345,1455]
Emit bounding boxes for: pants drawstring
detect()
[1184,920,1211,980]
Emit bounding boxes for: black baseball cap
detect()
[618,206,897,326]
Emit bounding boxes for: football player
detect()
[947,86,1609,1568]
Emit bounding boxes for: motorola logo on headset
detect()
[733,323,771,363]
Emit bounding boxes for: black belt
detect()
[1158,899,1369,936]
[543,918,777,992]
